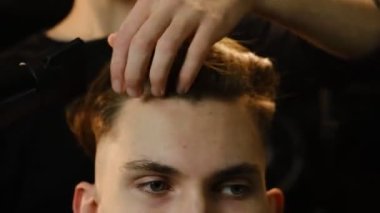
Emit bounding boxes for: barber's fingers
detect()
[124,8,173,97]
[177,18,221,94]
[110,0,150,93]
[110,0,255,95]
[149,11,200,96]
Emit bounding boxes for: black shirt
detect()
[0,33,111,213]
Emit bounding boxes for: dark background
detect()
[1,1,379,212]
[0,0,72,51]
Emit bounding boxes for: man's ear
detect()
[266,188,284,213]
[73,182,98,213]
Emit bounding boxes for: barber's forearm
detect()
[252,0,380,59]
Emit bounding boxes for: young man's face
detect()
[73,98,283,213]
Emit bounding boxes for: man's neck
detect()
[47,0,135,41]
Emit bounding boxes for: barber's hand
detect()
[109,0,255,96]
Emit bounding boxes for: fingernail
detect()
[152,87,165,97]
[151,87,159,96]
[127,88,139,97]
[113,80,121,93]
[160,88,165,96]
[177,85,189,95]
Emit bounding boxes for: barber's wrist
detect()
[250,0,280,17]
[251,0,297,23]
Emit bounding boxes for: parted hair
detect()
[66,38,278,159]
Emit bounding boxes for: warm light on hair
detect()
[66,38,278,159]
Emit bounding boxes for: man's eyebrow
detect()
[212,163,261,180]
[123,160,180,176]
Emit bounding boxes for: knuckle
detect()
[157,38,177,54]
[130,35,153,52]
[209,14,224,24]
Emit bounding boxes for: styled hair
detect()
[67,38,278,159]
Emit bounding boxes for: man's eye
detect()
[220,184,251,198]
[139,180,171,194]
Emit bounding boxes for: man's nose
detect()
[179,189,214,213]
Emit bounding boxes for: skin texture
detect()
[253,0,380,58]
[47,0,136,41]
[72,97,284,213]
[47,0,380,97]
[110,0,256,96]
[109,0,380,96]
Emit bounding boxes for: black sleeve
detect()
[230,15,347,95]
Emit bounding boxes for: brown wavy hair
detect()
[66,38,278,159]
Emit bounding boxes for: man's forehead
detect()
[96,96,266,173]
[122,97,242,111]
[116,97,253,123]
[108,97,259,144]
[103,96,261,142]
